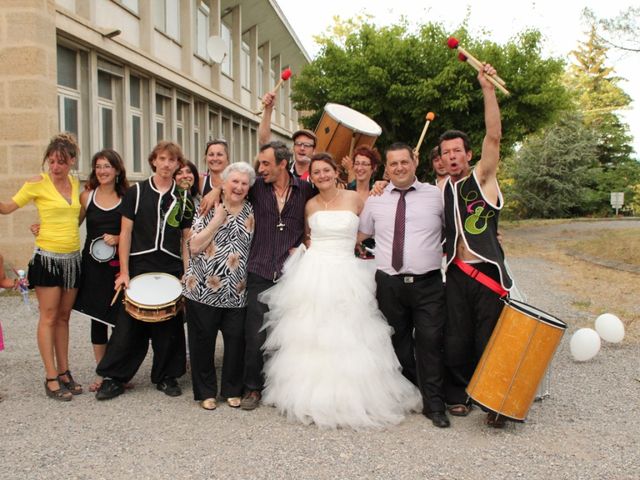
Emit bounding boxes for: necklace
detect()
[273,180,290,210]
[321,189,340,210]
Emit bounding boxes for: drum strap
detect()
[453,257,508,298]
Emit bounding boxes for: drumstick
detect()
[255,68,292,115]
[447,37,510,96]
[414,112,435,157]
[457,52,510,96]
[110,284,122,306]
[447,37,507,86]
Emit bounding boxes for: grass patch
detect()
[563,229,640,268]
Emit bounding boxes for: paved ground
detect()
[1,220,639,479]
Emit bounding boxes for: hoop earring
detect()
[116,175,120,184]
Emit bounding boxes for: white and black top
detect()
[121,177,193,276]
[183,201,254,308]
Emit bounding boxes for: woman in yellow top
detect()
[0,133,84,401]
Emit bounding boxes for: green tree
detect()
[504,113,600,218]
[291,20,570,171]
[566,26,640,213]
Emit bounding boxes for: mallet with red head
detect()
[255,68,292,115]
[447,37,509,95]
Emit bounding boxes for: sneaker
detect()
[156,377,182,397]
[240,390,261,410]
[95,378,125,401]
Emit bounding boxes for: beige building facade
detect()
[0,0,309,267]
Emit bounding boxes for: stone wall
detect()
[0,0,58,269]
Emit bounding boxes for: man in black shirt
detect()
[96,141,193,400]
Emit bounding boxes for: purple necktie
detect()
[392,187,413,271]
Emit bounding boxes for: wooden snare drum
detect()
[314,103,382,163]
[124,273,183,323]
[466,298,566,421]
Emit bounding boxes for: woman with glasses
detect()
[73,149,129,392]
[342,146,381,259]
[199,140,230,197]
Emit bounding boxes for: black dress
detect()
[73,190,121,326]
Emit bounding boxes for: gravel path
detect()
[1,223,639,479]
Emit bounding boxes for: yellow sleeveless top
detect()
[12,173,81,253]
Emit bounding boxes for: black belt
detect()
[380,269,440,284]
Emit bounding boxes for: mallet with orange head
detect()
[414,111,436,158]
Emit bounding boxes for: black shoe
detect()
[156,377,182,397]
[424,410,451,428]
[95,378,125,401]
[240,390,261,410]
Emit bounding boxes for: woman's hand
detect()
[103,234,119,246]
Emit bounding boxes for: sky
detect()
[276,0,640,156]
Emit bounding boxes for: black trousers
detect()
[375,269,446,413]
[243,273,273,392]
[96,301,186,384]
[185,298,245,400]
[443,262,505,405]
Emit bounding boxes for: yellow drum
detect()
[466,298,566,421]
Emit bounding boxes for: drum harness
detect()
[453,257,508,298]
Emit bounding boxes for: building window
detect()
[57,46,80,140]
[155,93,170,142]
[130,75,144,172]
[97,70,122,150]
[195,1,209,58]
[220,22,232,77]
[257,56,264,98]
[155,0,180,41]
[241,41,250,90]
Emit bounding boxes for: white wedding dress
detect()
[259,210,421,429]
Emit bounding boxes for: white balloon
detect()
[570,328,601,362]
[595,313,625,343]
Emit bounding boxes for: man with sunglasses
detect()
[258,92,316,181]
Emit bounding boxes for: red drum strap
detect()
[453,257,508,298]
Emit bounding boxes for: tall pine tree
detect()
[567,26,639,213]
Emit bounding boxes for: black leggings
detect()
[91,319,109,345]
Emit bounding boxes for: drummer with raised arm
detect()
[439,64,512,428]
[95,141,193,401]
[258,91,316,181]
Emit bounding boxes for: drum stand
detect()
[534,365,552,401]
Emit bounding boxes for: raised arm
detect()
[257,92,276,146]
[475,63,502,191]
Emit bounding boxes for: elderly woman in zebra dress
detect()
[182,162,255,411]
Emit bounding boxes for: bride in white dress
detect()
[259,153,421,429]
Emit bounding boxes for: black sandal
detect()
[45,377,72,401]
[58,370,83,395]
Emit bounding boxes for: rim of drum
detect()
[89,238,116,262]
[323,103,382,136]
[503,297,567,330]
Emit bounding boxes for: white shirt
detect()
[359,179,443,275]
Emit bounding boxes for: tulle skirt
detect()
[259,247,421,429]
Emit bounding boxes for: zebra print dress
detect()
[183,201,254,308]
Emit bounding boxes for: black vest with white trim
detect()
[129,178,186,260]
[443,169,512,290]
